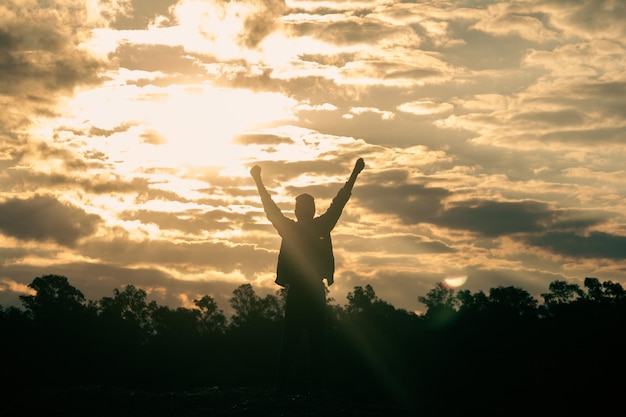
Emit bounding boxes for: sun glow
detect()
[147,86,296,166]
[444,275,468,288]
[57,81,297,175]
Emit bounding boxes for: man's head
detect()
[295,193,315,221]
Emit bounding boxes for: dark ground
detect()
[1,385,419,417]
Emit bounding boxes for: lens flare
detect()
[444,275,467,288]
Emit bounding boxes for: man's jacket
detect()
[259,185,352,288]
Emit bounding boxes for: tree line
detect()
[2,274,625,413]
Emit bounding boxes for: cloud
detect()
[352,234,454,255]
[118,207,246,235]
[109,0,180,30]
[437,200,554,236]
[471,4,559,43]
[300,18,418,47]
[510,109,585,128]
[540,126,626,145]
[80,237,269,277]
[0,1,105,97]
[114,43,205,78]
[356,180,450,225]
[398,100,454,116]
[543,0,626,39]
[0,0,109,174]
[0,195,101,246]
[238,0,287,48]
[346,107,395,120]
[526,231,626,260]
[233,133,293,146]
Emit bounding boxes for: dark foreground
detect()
[4,382,619,416]
[2,385,418,417]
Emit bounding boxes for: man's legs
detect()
[306,283,327,392]
[275,292,303,391]
[276,283,326,393]
[307,315,325,391]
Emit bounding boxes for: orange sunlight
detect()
[60,83,297,173]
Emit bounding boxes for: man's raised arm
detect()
[345,157,365,192]
[250,165,283,223]
[325,158,364,217]
[250,165,266,195]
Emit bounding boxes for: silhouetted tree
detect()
[345,285,382,314]
[417,282,458,327]
[228,283,282,329]
[542,280,584,305]
[486,285,538,318]
[457,288,489,316]
[142,305,209,388]
[225,284,283,386]
[98,284,157,336]
[94,284,159,385]
[17,275,97,384]
[19,274,89,322]
[2,273,626,412]
[540,280,584,317]
[152,305,201,338]
[331,285,419,403]
[1,305,33,384]
[194,295,227,335]
[583,277,625,303]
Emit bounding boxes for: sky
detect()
[1,0,625,316]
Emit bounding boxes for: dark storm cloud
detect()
[526,231,626,260]
[438,200,554,236]
[442,201,608,242]
[355,181,450,225]
[355,179,620,260]
[0,195,101,247]
[357,182,556,236]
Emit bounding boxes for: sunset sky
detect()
[1,0,625,316]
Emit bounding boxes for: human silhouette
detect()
[250,158,365,393]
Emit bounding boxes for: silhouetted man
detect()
[250,158,365,393]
